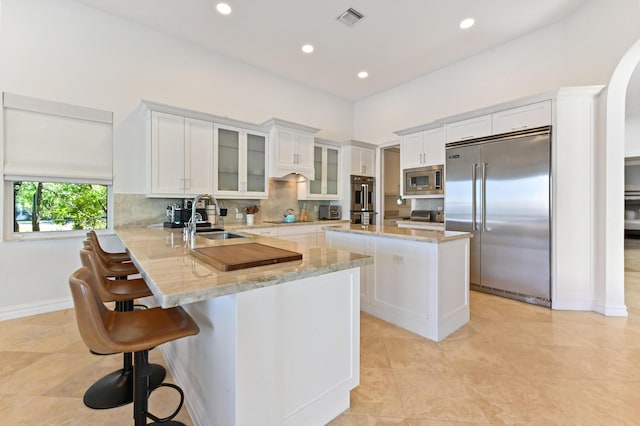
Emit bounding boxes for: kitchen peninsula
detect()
[326,225,471,342]
[116,227,372,426]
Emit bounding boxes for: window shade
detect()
[2,93,113,184]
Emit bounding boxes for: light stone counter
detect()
[116,227,371,308]
[116,226,369,426]
[325,223,470,243]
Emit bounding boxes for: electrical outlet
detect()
[235,213,243,219]
[314,205,319,212]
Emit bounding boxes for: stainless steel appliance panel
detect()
[481,134,550,299]
[445,127,551,306]
[445,145,481,285]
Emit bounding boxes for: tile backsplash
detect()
[115,180,332,228]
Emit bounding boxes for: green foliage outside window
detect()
[13,182,108,232]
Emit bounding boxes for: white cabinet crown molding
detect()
[141,100,269,133]
[262,117,320,134]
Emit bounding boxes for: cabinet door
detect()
[326,147,339,196]
[492,101,551,135]
[295,133,315,170]
[151,111,185,195]
[351,146,375,176]
[360,148,375,176]
[215,125,240,192]
[401,132,425,169]
[310,146,323,195]
[245,132,267,194]
[184,117,213,195]
[446,114,492,143]
[422,127,445,166]
[274,129,297,167]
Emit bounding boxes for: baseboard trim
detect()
[593,302,629,317]
[0,297,73,321]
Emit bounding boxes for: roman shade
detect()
[2,93,113,184]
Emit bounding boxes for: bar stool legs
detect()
[83,299,166,409]
[134,351,185,425]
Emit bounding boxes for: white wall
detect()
[353,0,640,143]
[625,65,640,157]
[0,0,353,315]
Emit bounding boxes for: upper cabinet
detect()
[401,126,445,169]
[445,114,492,143]
[214,124,268,199]
[298,141,340,200]
[492,101,552,134]
[149,111,213,197]
[350,145,375,176]
[445,101,552,144]
[265,118,319,180]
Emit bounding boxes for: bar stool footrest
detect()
[147,383,185,424]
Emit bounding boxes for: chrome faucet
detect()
[186,194,219,248]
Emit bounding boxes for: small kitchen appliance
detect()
[319,205,342,220]
[403,165,444,196]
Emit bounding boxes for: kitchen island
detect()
[116,227,372,426]
[326,224,471,342]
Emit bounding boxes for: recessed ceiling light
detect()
[358,71,369,79]
[302,44,314,54]
[460,18,475,29]
[216,2,232,15]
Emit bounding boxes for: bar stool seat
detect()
[69,267,199,425]
[80,247,166,410]
[84,237,139,277]
[86,230,132,264]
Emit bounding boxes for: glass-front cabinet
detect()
[299,142,340,200]
[214,124,268,198]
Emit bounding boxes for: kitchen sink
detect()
[198,231,248,240]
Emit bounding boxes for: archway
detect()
[601,38,640,316]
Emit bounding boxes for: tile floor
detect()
[2,245,640,425]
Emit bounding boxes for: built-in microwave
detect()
[404,165,444,195]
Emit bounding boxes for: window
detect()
[13,181,108,233]
[2,93,113,238]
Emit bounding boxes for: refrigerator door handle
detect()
[472,164,478,231]
[362,184,368,211]
[481,162,488,232]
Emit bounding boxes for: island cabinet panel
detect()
[325,231,374,306]
[162,268,360,426]
[326,229,470,342]
[373,238,432,318]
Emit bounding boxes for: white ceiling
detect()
[76,0,588,101]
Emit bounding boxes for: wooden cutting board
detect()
[191,243,303,272]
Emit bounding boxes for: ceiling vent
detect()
[337,8,364,27]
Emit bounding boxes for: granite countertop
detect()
[116,227,372,308]
[395,220,445,228]
[325,224,471,243]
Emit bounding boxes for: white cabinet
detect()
[401,126,445,169]
[325,231,374,306]
[149,111,213,197]
[492,100,552,134]
[277,224,319,246]
[350,146,375,176]
[445,114,492,143]
[266,119,319,180]
[298,143,340,200]
[214,124,268,199]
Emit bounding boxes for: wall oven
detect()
[350,175,376,224]
[404,165,444,196]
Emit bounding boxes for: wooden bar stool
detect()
[79,247,166,409]
[69,267,199,425]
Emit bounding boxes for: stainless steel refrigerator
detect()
[445,126,551,307]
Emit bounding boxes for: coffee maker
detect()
[164,199,210,229]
